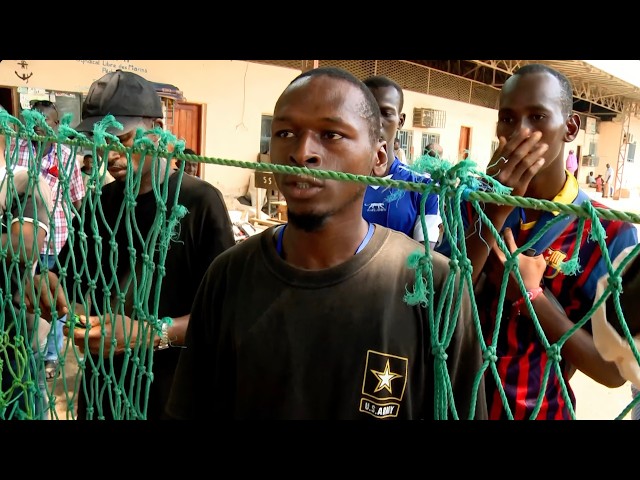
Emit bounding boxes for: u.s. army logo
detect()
[359,350,408,418]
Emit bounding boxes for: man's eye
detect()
[323,132,343,140]
[274,131,293,138]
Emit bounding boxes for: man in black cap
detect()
[55,70,235,420]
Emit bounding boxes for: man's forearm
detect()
[530,293,625,388]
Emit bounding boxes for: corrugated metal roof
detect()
[469,60,640,116]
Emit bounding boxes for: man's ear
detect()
[565,113,580,142]
[150,118,164,145]
[372,140,388,177]
[398,112,406,130]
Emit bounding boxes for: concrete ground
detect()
[571,371,632,420]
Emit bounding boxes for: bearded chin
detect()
[286,211,328,232]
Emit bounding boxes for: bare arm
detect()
[64,310,192,356]
[529,293,625,387]
[493,228,625,388]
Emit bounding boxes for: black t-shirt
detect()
[167,225,487,420]
[59,171,235,419]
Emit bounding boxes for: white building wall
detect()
[402,91,498,170]
[1,60,638,201]
[0,60,300,206]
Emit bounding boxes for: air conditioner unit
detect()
[413,108,433,128]
[413,108,446,129]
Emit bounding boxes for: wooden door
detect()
[458,126,471,161]
[171,101,203,177]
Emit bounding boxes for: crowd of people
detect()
[2,63,639,420]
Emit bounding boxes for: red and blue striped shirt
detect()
[437,173,638,419]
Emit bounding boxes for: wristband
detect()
[156,322,170,351]
[512,287,544,316]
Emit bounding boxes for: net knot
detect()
[458,257,472,274]
[547,344,562,362]
[433,345,448,361]
[607,276,623,293]
[483,346,498,363]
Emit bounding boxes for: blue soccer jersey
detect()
[363,158,441,244]
[436,173,639,419]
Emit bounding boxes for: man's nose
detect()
[290,132,320,168]
[106,149,121,162]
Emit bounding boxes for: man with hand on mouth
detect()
[166,66,487,420]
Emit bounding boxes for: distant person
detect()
[604,163,614,198]
[393,139,407,164]
[587,171,596,187]
[175,148,199,177]
[81,153,114,189]
[424,142,443,158]
[81,154,93,177]
[565,149,578,178]
[166,66,487,420]
[595,174,603,192]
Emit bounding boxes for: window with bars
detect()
[421,133,441,157]
[396,130,413,162]
[160,97,176,130]
[260,115,273,154]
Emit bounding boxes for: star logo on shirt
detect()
[371,360,402,394]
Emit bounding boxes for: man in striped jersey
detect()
[436,63,639,419]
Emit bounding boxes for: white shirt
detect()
[605,165,614,183]
[393,147,407,164]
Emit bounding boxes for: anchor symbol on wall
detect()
[15,60,33,83]
[15,71,33,83]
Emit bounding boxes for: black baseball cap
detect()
[75,70,163,135]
